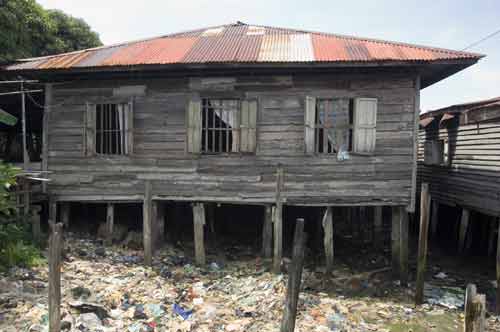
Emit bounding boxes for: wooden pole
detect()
[465,284,486,332]
[273,166,284,273]
[400,209,409,286]
[155,201,165,249]
[105,203,114,246]
[21,82,29,170]
[488,217,497,257]
[415,183,431,305]
[48,199,57,226]
[60,203,70,228]
[23,179,30,221]
[42,84,52,193]
[49,223,63,332]
[496,218,500,315]
[374,206,383,248]
[430,200,439,238]
[192,203,206,265]
[359,206,367,243]
[280,218,307,332]
[391,206,401,279]
[322,207,334,276]
[143,181,153,266]
[262,205,273,258]
[458,208,470,254]
[32,205,41,242]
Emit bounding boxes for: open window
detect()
[187,98,257,154]
[86,101,133,156]
[305,97,377,154]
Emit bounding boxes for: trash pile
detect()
[1,233,500,332]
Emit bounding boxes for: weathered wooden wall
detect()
[417,117,500,217]
[46,72,418,207]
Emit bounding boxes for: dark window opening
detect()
[315,98,353,154]
[96,103,128,155]
[201,98,239,153]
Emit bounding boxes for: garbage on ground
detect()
[424,284,465,309]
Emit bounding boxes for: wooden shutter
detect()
[240,99,257,153]
[187,99,202,153]
[353,98,377,153]
[126,100,134,155]
[305,96,316,154]
[85,102,96,156]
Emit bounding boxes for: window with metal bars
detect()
[95,103,129,155]
[201,98,239,153]
[315,99,353,154]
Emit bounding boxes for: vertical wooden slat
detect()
[273,166,284,273]
[416,183,431,305]
[204,101,208,152]
[42,84,52,192]
[127,100,134,155]
[193,202,206,265]
[86,103,96,156]
[187,98,201,153]
[305,96,316,154]
[106,203,114,246]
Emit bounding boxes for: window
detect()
[201,99,239,153]
[187,98,257,154]
[314,99,353,153]
[85,101,133,156]
[424,140,444,165]
[305,97,377,154]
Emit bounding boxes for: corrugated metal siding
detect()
[3,23,482,71]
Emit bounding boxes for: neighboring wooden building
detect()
[0,23,482,274]
[418,97,500,252]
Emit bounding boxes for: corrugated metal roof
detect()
[421,96,500,119]
[4,22,483,71]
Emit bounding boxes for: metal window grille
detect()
[201,98,239,153]
[96,103,128,155]
[315,99,353,154]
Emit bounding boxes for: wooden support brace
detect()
[262,205,273,258]
[374,206,383,248]
[280,218,307,332]
[49,223,63,332]
[143,181,153,266]
[105,203,114,246]
[430,200,439,239]
[458,208,470,254]
[322,207,334,275]
[273,166,284,273]
[415,183,431,305]
[192,202,206,266]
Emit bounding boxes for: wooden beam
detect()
[60,203,70,228]
[430,200,439,239]
[192,202,206,265]
[48,223,63,332]
[374,206,383,248]
[322,207,334,275]
[458,208,470,254]
[391,206,401,279]
[262,205,273,258]
[400,209,409,286]
[105,203,114,246]
[415,183,431,305]
[143,181,153,266]
[280,218,307,332]
[273,166,284,273]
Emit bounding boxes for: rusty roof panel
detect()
[3,23,483,71]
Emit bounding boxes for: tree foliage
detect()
[0,0,102,63]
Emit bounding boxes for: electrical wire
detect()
[26,91,66,110]
[461,27,500,51]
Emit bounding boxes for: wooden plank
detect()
[458,208,470,254]
[48,223,63,332]
[304,96,316,154]
[374,206,383,248]
[106,203,114,246]
[143,181,153,266]
[415,182,430,305]
[273,166,284,273]
[391,206,401,279]
[280,218,307,332]
[193,202,206,265]
[322,207,334,275]
[262,205,273,258]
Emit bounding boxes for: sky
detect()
[37,0,500,111]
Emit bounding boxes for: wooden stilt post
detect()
[192,203,206,265]
[322,207,334,276]
[206,203,216,250]
[48,223,63,332]
[458,208,470,254]
[352,207,360,242]
[430,200,439,238]
[143,181,153,266]
[391,206,401,279]
[400,209,409,286]
[49,199,57,226]
[280,218,307,332]
[415,183,431,305]
[105,203,114,246]
[32,205,41,242]
[496,218,500,315]
[488,217,497,257]
[359,206,367,243]
[374,206,383,248]
[23,179,30,221]
[155,201,165,249]
[60,203,70,229]
[273,166,284,273]
[262,205,273,258]
[465,284,486,332]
